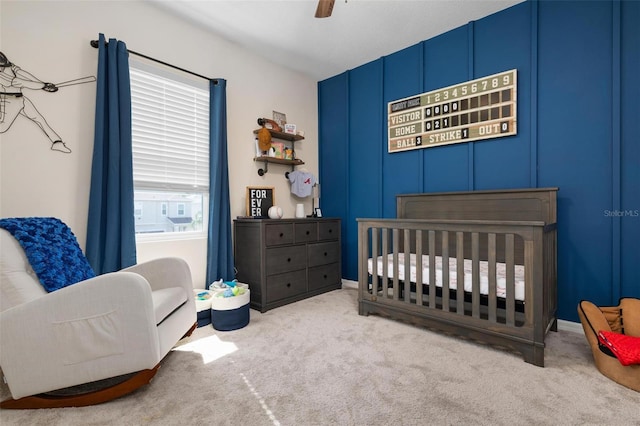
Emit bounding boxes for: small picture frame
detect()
[284,123,297,134]
[273,111,287,128]
[314,208,323,218]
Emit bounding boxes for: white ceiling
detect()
[150,0,523,81]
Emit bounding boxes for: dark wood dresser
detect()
[233,218,342,312]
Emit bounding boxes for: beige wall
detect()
[0,1,318,288]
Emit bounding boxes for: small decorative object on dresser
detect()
[234,218,342,312]
[268,205,283,219]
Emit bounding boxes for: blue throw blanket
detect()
[0,217,96,292]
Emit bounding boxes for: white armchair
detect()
[0,225,196,409]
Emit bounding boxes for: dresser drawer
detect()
[295,222,318,243]
[266,245,307,275]
[265,223,294,246]
[266,270,307,303]
[318,221,340,241]
[308,264,341,292]
[307,241,340,267]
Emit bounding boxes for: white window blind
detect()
[130,62,209,192]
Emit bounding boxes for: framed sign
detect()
[246,186,274,218]
[272,111,287,128]
[388,69,517,153]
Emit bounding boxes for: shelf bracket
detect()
[258,160,268,176]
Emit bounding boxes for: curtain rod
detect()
[90,40,217,83]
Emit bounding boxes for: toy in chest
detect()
[209,280,250,331]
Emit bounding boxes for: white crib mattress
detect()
[367,253,525,301]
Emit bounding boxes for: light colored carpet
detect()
[1,286,638,425]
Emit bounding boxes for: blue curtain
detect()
[206,79,234,284]
[86,33,136,274]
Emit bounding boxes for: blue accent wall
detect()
[318,0,640,322]
[318,72,350,272]
[382,44,424,217]
[620,0,640,298]
[423,27,471,192]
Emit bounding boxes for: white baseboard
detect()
[340,279,582,333]
[557,319,583,334]
[341,279,357,289]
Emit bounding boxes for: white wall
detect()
[0,0,318,288]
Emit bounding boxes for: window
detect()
[130,58,209,238]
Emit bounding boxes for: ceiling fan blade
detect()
[315,0,335,18]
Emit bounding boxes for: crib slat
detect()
[488,233,497,323]
[442,231,450,312]
[360,223,369,303]
[404,229,411,302]
[472,232,480,318]
[428,230,436,308]
[382,228,389,298]
[392,229,399,301]
[415,230,423,306]
[456,231,464,315]
[506,233,515,326]
[370,227,377,296]
[381,228,388,298]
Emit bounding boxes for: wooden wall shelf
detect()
[253,128,304,142]
[254,126,305,175]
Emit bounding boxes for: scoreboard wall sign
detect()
[388,69,517,153]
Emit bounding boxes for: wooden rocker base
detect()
[183,321,197,339]
[0,364,160,409]
[1,322,197,409]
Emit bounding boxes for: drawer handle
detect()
[287,257,292,262]
[329,229,333,233]
[323,274,328,279]
[286,283,291,287]
[280,232,284,237]
[306,230,310,235]
[324,252,328,257]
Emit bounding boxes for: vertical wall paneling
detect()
[318,73,349,274]
[620,0,640,297]
[530,0,539,188]
[382,44,424,218]
[346,60,384,280]
[611,0,621,303]
[472,2,532,190]
[468,21,475,190]
[422,27,471,192]
[538,0,614,317]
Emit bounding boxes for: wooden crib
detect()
[357,188,558,367]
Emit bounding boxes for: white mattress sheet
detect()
[367,253,525,301]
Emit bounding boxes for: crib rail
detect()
[357,218,554,345]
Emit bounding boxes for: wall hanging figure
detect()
[0,51,95,153]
